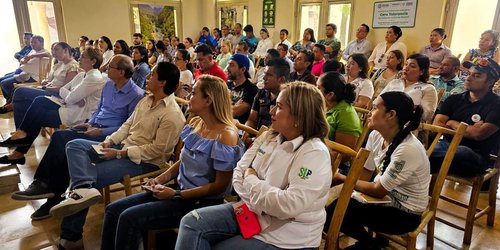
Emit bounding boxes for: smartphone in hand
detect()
[91,144,105,155]
[233,202,261,239]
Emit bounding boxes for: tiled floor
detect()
[0,113,498,250]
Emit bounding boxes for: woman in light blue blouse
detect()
[131,45,150,89]
[100,75,245,250]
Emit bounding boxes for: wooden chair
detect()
[236,123,268,149]
[373,122,468,249]
[322,140,371,250]
[435,149,499,245]
[14,56,52,88]
[436,88,446,106]
[353,107,370,151]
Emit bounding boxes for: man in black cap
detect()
[226,53,258,124]
[431,57,500,177]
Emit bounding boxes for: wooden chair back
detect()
[323,140,370,250]
[236,123,259,148]
[374,122,468,249]
[353,106,370,151]
[15,56,52,88]
[436,88,446,106]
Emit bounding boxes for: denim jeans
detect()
[13,86,58,127]
[429,140,490,177]
[0,74,35,101]
[175,203,318,250]
[60,138,159,242]
[33,130,106,196]
[15,96,62,154]
[101,189,223,250]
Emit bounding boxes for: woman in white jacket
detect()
[0,47,105,162]
[175,82,332,250]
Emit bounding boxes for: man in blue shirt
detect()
[197,27,217,48]
[14,32,33,61]
[10,55,144,220]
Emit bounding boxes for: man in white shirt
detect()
[342,24,373,61]
[219,25,234,49]
[274,29,293,51]
[231,23,244,49]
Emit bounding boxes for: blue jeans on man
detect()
[0,73,36,101]
[60,139,159,242]
[13,87,59,127]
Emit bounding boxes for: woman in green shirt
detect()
[317,72,362,174]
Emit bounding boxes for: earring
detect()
[294,123,298,127]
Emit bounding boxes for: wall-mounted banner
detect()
[262,0,276,28]
[372,0,418,28]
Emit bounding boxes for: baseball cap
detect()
[230,54,250,72]
[463,57,500,82]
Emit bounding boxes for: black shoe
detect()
[31,197,63,221]
[345,240,381,250]
[0,137,31,147]
[0,106,11,114]
[11,180,54,200]
[0,155,26,165]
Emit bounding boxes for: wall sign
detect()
[372,0,418,28]
[262,0,275,28]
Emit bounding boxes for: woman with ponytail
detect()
[325,91,430,250]
[174,49,194,99]
[317,72,362,174]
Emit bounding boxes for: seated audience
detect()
[343,24,372,61]
[183,37,195,60]
[131,33,143,47]
[0,47,105,161]
[212,27,222,48]
[9,42,79,120]
[462,29,500,66]
[231,23,244,49]
[368,26,407,72]
[312,44,326,77]
[318,23,341,60]
[218,25,234,50]
[323,59,345,74]
[14,32,33,61]
[289,28,315,58]
[431,57,500,177]
[176,82,332,250]
[101,75,245,249]
[174,49,194,99]
[317,72,362,150]
[101,40,130,70]
[344,53,374,108]
[170,36,180,58]
[49,62,185,248]
[9,55,144,220]
[430,56,465,107]
[155,40,167,64]
[371,50,404,97]
[216,40,232,70]
[255,49,280,89]
[241,25,258,51]
[246,58,290,129]
[145,39,158,67]
[98,36,114,69]
[198,27,217,48]
[194,44,227,81]
[381,54,437,122]
[226,54,258,124]
[419,28,452,75]
[277,43,294,71]
[325,91,429,250]
[274,29,293,54]
[131,45,150,89]
[289,50,316,85]
[0,35,49,111]
[254,28,273,58]
[234,42,256,80]
[72,36,88,60]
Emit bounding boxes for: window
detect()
[299,4,321,39]
[27,1,60,45]
[0,0,20,75]
[131,3,180,41]
[446,0,499,58]
[328,2,351,49]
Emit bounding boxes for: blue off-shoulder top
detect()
[177,125,246,199]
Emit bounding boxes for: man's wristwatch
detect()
[116,150,122,159]
[174,190,182,199]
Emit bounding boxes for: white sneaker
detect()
[50,188,102,217]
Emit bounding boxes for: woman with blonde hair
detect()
[216,40,233,70]
[100,75,245,250]
[176,81,332,249]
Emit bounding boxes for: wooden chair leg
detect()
[123,175,132,196]
[147,230,156,250]
[426,216,435,249]
[103,186,110,206]
[406,235,417,250]
[487,173,499,226]
[463,178,482,245]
